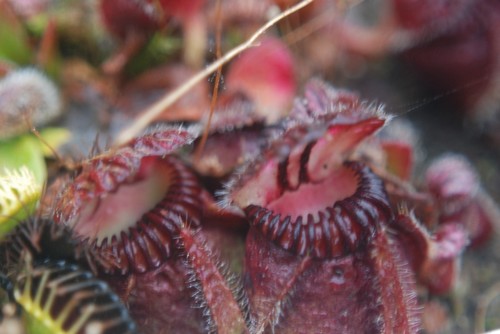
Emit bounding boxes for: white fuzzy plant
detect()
[0,166,41,236]
[0,68,62,140]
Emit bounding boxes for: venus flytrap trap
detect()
[15,262,137,334]
[0,167,41,236]
[0,128,70,238]
[0,216,138,334]
[0,127,70,237]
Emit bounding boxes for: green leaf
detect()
[0,135,47,185]
[0,11,32,64]
[39,127,72,157]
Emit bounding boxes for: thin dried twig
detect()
[282,0,363,45]
[113,0,314,146]
[194,0,223,161]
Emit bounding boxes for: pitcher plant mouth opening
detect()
[245,161,392,258]
[225,90,392,259]
[267,164,358,222]
[50,128,202,275]
[71,156,176,245]
[68,155,204,275]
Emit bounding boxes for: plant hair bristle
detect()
[179,227,248,334]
